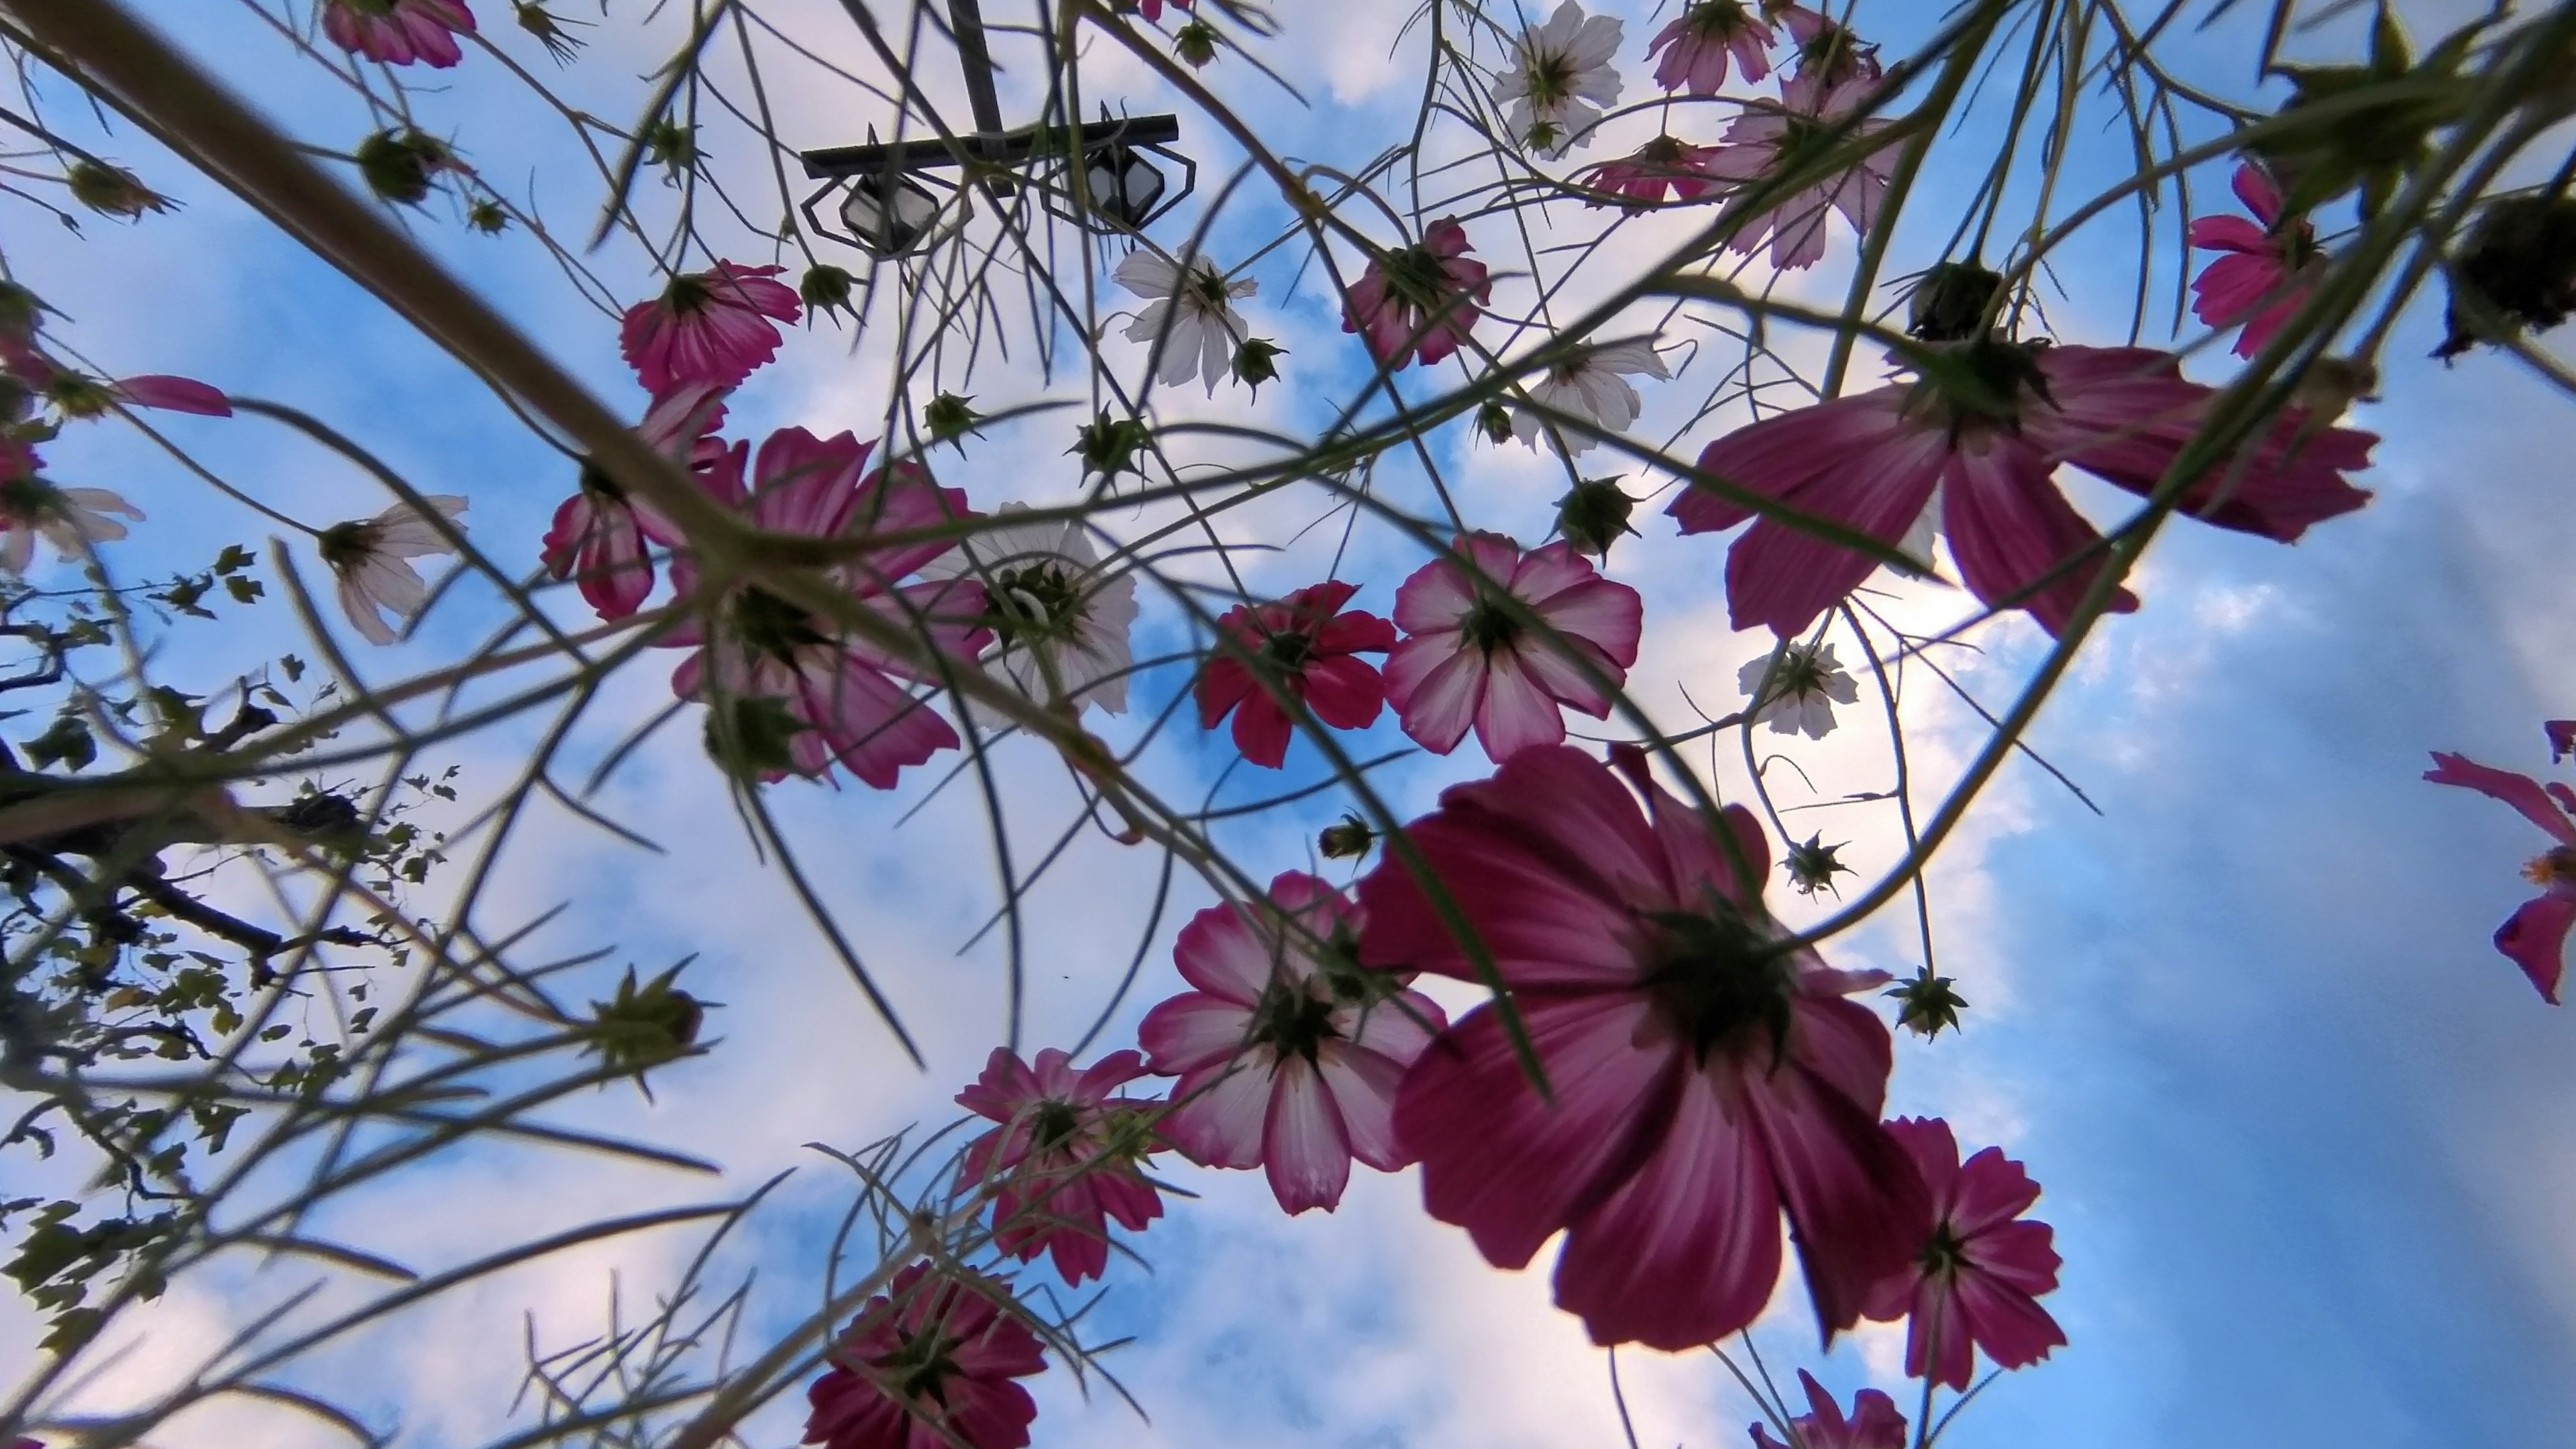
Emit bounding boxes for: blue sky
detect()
[3,2,2571,1448]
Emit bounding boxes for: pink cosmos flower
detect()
[1139,871,1448,1214]
[1195,581,1397,769]
[620,262,803,394]
[321,0,478,68]
[1748,1371,1907,1449]
[1359,745,1930,1350]
[541,382,730,619]
[2189,162,2321,358]
[1699,76,1893,271]
[956,1047,1164,1285]
[1670,341,2379,638]
[804,1261,1044,1449]
[1774,4,1879,86]
[1342,219,1493,371]
[1382,533,1642,762]
[664,427,989,788]
[1646,0,1776,95]
[2424,749,2576,1003]
[1863,1118,2065,1390]
[1578,136,1725,209]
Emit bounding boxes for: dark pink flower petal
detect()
[2496,895,2576,1004]
[2547,720,2576,763]
[1197,581,1393,769]
[1867,1118,2065,1389]
[2424,751,2576,846]
[323,0,476,67]
[1750,1371,1907,1449]
[113,374,231,415]
[1939,441,2138,636]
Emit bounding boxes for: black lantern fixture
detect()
[800,0,1189,258]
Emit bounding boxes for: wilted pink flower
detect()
[1749,1371,1907,1449]
[1864,1118,2065,1389]
[1670,341,2379,638]
[2550,720,2575,763]
[106,375,231,416]
[1195,581,1396,769]
[1646,0,1775,95]
[2190,162,2320,358]
[0,469,142,574]
[1577,136,1724,209]
[804,1261,1044,1449]
[322,0,478,67]
[955,1048,1163,1285]
[1360,745,1930,1350]
[1140,872,1446,1214]
[2424,749,2576,1003]
[1342,219,1493,370]
[1383,533,1642,762]
[620,262,802,394]
[0,345,231,419]
[664,427,988,788]
[541,382,730,619]
[1699,76,1893,271]
[1773,3,1878,86]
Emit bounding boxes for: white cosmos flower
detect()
[1114,249,1256,397]
[1493,0,1625,158]
[0,476,143,574]
[318,496,468,646]
[1511,337,1671,453]
[1737,640,1860,740]
[924,503,1138,717]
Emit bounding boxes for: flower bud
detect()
[2436,194,2576,360]
[1233,337,1285,396]
[356,129,453,207]
[800,263,859,319]
[586,965,710,1088]
[514,1,585,60]
[1885,967,1968,1039]
[643,117,698,172]
[704,694,804,780]
[1318,812,1375,861]
[1475,399,1514,444]
[1173,19,1220,67]
[1071,409,1151,480]
[1554,478,1637,559]
[2290,356,2377,420]
[1907,260,2002,343]
[466,200,510,234]
[66,162,173,220]
[1782,833,1854,896]
[924,391,985,450]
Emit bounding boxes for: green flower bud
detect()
[356,129,453,207]
[466,200,510,235]
[1173,19,1221,67]
[800,263,859,319]
[924,391,986,450]
[1233,337,1285,396]
[1476,399,1514,445]
[66,161,173,220]
[1071,409,1152,480]
[1554,478,1637,559]
[1782,833,1854,896]
[1885,967,1968,1040]
[1318,812,1376,861]
[1907,260,2003,343]
[586,965,710,1089]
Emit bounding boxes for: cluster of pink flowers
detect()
[535,262,1006,790]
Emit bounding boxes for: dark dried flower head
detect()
[1318,812,1376,861]
[2436,195,2576,359]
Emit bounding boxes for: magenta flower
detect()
[620,262,802,394]
[1864,1118,2065,1389]
[2424,749,2576,1003]
[1749,1371,1907,1449]
[1670,341,2379,638]
[2550,720,2575,763]
[1698,76,1893,271]
[1342,219,1493,370]
[1195,581,1397,769]
[1359,745,1930,1350]
[321,0,478,68]
[956,1047,1164,1285]
[664,427,989,788]
[2189,162,2321,358]
[1646,0,1775,95]
[107,375,231,416]
[1139,871,1447,1214]
[1578,136,1725,209]
[804,1262,1044,1449]
[1136,0,1191,19]
[542,382,730,619]
[1383,533,1642,762]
